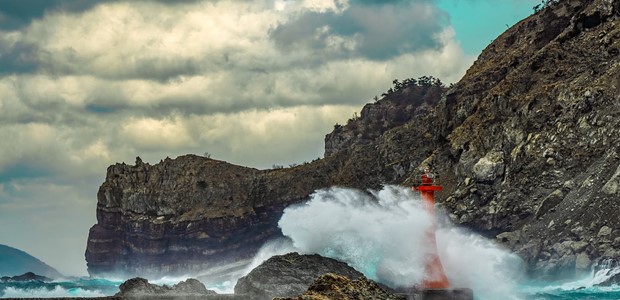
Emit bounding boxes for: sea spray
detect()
[277,185,525,299]
[242,237,298,276]
[437,228,525,299]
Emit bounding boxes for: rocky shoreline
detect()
[1,253,477,300]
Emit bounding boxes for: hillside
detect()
[86,0,620,280]
[0,244,62,278]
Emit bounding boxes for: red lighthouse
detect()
[412,167,450,289]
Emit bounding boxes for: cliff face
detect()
[437,0,620,278]
[87,0,620,279]
[86,156,330,276]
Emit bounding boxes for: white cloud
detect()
[121,117,196,151]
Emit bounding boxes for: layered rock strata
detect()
[86,157,329,276]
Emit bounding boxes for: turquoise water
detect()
[0,277,122,298]
[517,267,620,300]
[523,286,620,300]
[519,282,620,299]
[0,275,237,298]
[0,275,619,299]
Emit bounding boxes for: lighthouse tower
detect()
[407,167,474,300]
[412,167,450,289]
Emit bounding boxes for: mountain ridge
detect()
[0,244,62,278]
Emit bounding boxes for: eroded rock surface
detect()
[234,252,363,300]
[275,273,405,300]
[115,277,216,297]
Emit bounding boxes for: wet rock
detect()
[593,258,620,286]
[274,273,405,300]
[0,272,51,282]
[575,252,592,272]
[115,277,216,297]
[234,252,363,300]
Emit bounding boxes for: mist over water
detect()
[277,185,525,300]
[4,185,620,299]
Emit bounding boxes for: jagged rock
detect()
[598,226,613,237]
[115,277,216,297]
[0,272,51,282]
[86,156,330,277]
[535,189,565,218]
[234,252,364,300]
[275,273,405,300]
[472,151,504,182]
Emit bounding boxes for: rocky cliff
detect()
[86,156,331,276]
[87,0,620,279]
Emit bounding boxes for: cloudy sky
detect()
[0,0,537,276]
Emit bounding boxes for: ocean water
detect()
[0,277,120,298]
[2,186,619,299]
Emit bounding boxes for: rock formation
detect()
[593,258,620,286]
[274,273,405,300]
[115,277,216,297]
[234,252,363,300]
[86,157,330,276]
[0,272,51,282]
[87,0,620,280]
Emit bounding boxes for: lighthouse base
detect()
[398,288,473,300]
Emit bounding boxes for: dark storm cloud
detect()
[0,0,113,30]
[0,163,52,182]
[0,0,205,30]
[270,1,447,60]
[0,41,39,74]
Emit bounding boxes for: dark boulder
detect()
[275,273,405,300]
[0,272,51,282]
[115,277,216,297]
[234,252,363,300]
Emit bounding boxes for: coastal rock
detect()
[86,156,330,277]
[593,258,620,286]
[234,252,363,300]
[0,272,51,282]
[275,273,405,300]
[115,277,216,297]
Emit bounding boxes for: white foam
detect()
[277,185,525,300]
[1,286,107,298]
